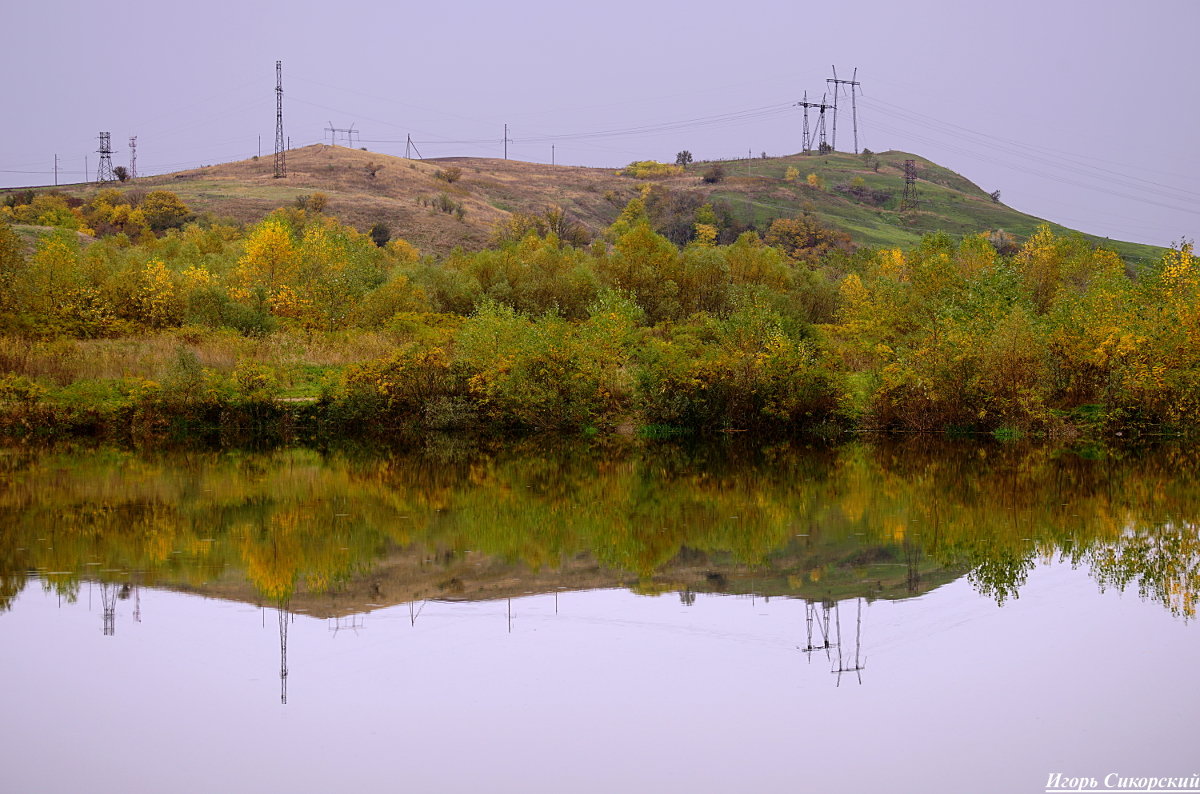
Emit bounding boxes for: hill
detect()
[6,144,1163,262]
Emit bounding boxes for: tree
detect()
[765,215,853,263]
[113,166,129,183]
[989,190,1002,204]
[140,191,191,232]
[675,150,693,167]
[369,222,391,247]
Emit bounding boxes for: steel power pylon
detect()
[95,132,116,183]
[128,135,137,179]
[826,66,862,153]
[274,60,286,179]
[901,159,920,211]
[325,121,360,147]
[795,92,832,154]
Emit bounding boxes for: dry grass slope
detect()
[6,144,1164,262]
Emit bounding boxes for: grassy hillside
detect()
[6,143,1163,262]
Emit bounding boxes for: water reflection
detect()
[1,439,1197,623]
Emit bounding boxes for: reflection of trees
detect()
[1088,524,1200,619]
[0,440,1198,618]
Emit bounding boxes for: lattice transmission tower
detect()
[274,60,286,179]
[900,159,920,211]
[826,66,862,153]
[128,135,137,179]
[796,91,833,153]
[95,132,116,183]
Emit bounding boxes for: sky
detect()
[2,0,1196,248]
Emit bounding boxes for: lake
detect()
[1,439,1196,793]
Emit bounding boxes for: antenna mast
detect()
[128,135,137,180]
[274,60,286,178]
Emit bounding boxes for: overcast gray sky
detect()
[3,0,1196,247]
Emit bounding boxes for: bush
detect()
[434,167,463,183]
[433,193,463,216]
[636,306,841,432]
[834,180,892,206]
[701,164,725,184]
[455,299,636,431]
[341,345,464,426]
[619,161,683,179]
[141,191,192,232]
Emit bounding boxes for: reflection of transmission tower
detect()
[904,536,923,593]
[801,599,836,661]
[328,614,364,636]
[99,581,118,635]
[832,598,866,686]
[278,601,290,705]
[95,132,116,183]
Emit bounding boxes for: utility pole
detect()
[274,60,286,179]
[128,135,137,179]
[826,66,862,153]
[54,154,58,186]
[503,123,510,160]
[901,159,920,212]
[405,134,423,159]
[551,144,555,165]
[95,132,116,183]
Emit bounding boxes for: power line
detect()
[861,96,1200,205]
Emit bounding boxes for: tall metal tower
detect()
[900,159,920,211]
[128,135,138,179]
[796,91,833,153]
[95,132,116,183]
[274,60,286,179]
[826,66,862,153]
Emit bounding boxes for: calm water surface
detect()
[1,440,1196,793]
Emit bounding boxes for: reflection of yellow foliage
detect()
[4,442,1200,618]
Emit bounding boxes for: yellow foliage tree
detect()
[230,218,298,305]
